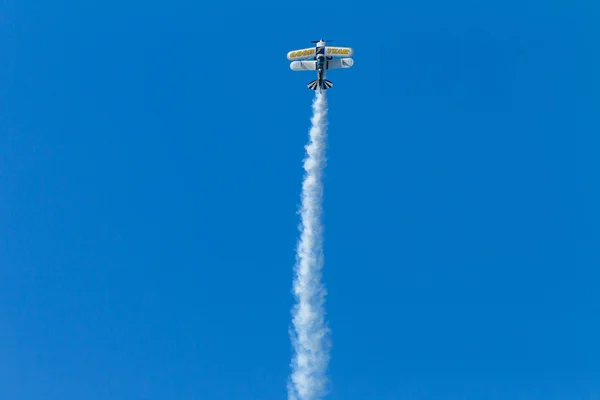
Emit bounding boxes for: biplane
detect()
[287,39,354,91]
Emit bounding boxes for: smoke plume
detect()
[288,91,330,400]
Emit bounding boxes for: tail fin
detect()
[307,79,334,91]
[307,80,320,90]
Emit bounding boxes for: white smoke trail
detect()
[288,91,330,400]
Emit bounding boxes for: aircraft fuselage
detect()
[315,44,327,89]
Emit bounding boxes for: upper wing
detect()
[326,58,354,70]
[287,48,316,60]
[290,60,317,71]
[325,46,354,56]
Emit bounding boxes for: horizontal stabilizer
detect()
[307,79,333,91]
[290,60,317,71]
[326,57,354,70]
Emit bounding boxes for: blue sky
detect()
[1,0,599,399]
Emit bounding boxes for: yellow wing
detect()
[325,47,354,56]
[287,48,316,60]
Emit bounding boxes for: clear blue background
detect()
[1,1,598,399]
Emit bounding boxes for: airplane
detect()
[287,39,354,91]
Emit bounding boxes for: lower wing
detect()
[326,58,354,70]
[290,61,317,71]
